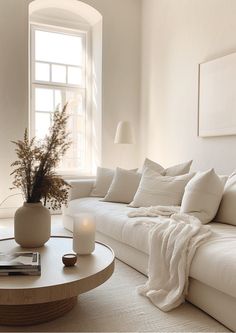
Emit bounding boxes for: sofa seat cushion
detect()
[64,197,150,253]
[190,222,236,298]
[64,198,236,298]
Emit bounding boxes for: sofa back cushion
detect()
[215,172,236,226]
[103,168,142,204]
[164,160,193,176]
[140,158,192,176]
[90,167,114,197]
[129,167,194,208]
[180,169,224,224]
[140,158,164,174]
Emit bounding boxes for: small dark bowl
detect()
[62,253,77,267]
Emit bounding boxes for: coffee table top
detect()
[0,236,115,305]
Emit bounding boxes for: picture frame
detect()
[198,52,236,137]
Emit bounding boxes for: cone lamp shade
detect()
[114,121,135,144]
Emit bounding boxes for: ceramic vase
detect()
[14,202,51,248]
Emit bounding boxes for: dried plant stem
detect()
[11,104,72,210]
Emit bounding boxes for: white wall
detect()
[0,0,31,214]
[0,0,141,212]
[141,0,236,174]
[83,0,141,169]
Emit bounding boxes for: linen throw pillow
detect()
[140,158,193,176]
[215,172,236,226]
[103,168,142,204]
[140,158,164,174]
[180,169,224,224]
[129,167,194,208]
[164,160,193,176]
[90,167,114,197]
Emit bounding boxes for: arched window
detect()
[29,0,102,177]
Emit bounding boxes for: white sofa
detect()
[63,179,236,331]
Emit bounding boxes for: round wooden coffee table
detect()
[0,236,115,326]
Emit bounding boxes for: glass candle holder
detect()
[73,214,95,255]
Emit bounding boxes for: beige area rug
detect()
[0,217,229,332]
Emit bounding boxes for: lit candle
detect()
[73,214,96,255]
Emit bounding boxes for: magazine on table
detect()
[0,252,41,276]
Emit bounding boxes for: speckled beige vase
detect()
[14,202,51,248]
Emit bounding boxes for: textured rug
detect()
[0,217,229,332]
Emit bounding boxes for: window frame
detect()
[30,23,93,177]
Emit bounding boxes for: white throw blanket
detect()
[128,206,211,311]
[128,205,180,218]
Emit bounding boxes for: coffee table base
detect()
[0,297,77,326]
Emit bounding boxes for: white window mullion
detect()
[49,63,52,82]
[66,65,68,85]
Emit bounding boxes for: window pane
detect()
[35,112,51,139]
[35,30,83,66]
[78,132,86,168]
[57,92,86,172]
[66,91,84,114]
[68,66,83,85]
[35,88,53,112]
[54,90,62,110]
[52,64,66,83]
[35,62,50,81]
[77,114,86,132]
[33,89,86,172]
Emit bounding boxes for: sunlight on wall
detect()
[29,0,102,177]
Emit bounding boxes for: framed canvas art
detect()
[198,52,236,137]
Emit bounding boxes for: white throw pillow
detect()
[219,175,229,186]
[180,169,224,224]
[140,158,192,176]
[164,160,193,176]
[140,158,164,174]
[129,167,194,208]
[215,172,236,226]
[90,167,114,197]
[103,168,142,204]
